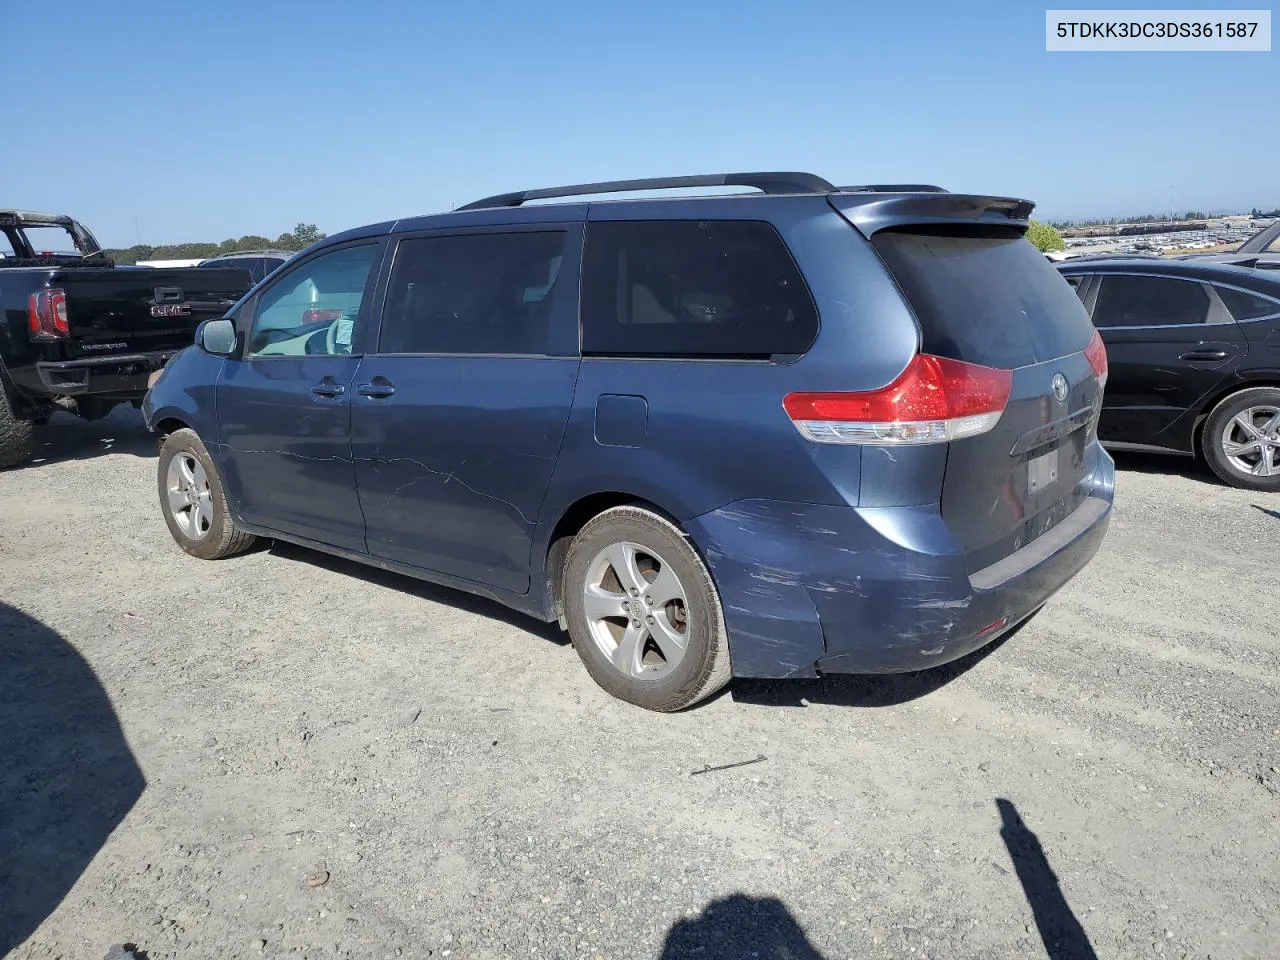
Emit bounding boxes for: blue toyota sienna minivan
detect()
[143,173,1113,711]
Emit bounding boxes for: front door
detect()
[1087,272,1245,450]
[216,241,384,551]
[351,226,582,593]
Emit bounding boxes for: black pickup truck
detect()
[0,210,252,467]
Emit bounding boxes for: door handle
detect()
[358,379,395,399]
[1179,349,1229,361]
[311,380,345,398]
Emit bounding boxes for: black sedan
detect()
[1058,258,1280,491]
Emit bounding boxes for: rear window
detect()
[15,224,82,257]
[872,228,1095,369]
[1093,275,1209,327]
[580,220,819,358]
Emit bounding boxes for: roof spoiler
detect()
[829,193,1037,237]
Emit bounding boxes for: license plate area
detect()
[1027,447,1059,493]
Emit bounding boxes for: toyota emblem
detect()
[1052,373,1069,402]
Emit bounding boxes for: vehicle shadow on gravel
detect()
[266,542,569,645]
[1107,450,1217,483]
[660,894,826,959]
[731,625,1021,709]
[0,603,145,954]
[21,407,156,469]
[997,798,1099,960]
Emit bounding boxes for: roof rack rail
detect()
[837,184,949,194]
[203,249,294,258]
[456,172,838,211]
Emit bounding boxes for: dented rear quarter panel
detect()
[684,499,969,678]
[687,482,1112,679]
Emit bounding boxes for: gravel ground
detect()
[2,407,1277,960]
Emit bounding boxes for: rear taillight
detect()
[783,354,1013,445]
[27,289,69,340]
[302,307,343,323]
[1084,329,1108,387]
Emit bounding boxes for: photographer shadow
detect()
[0,603,145,953]
[661,894,826,959]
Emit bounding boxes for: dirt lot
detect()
[2,407,1277,960]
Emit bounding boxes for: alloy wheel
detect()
[166,453,214,540]
[1221,405,1280,478]
[581,541,690,680]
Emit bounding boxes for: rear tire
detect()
[562,506,731,712]
[157,428,257,559]
[0,388,34,469]
[1201,387,1280,492]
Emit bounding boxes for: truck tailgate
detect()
[52,266,251,355]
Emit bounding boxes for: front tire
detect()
[562,506,731,712]
[0,388,34,469]
[157,428,257,559]
[1201,387,1280,492]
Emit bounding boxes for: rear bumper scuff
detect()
[686,449,1114,678]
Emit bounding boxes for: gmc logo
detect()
[150,304,191,318]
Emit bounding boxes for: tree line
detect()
[101,223,325,264]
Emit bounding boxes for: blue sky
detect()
[3,0,1274,246]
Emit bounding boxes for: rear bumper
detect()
[36,350,181,398]
[685,449,1114,679]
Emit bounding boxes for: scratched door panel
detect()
[350,356,578,593]
[216,355,364,551]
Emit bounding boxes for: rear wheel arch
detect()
[542,491,688,627]
[560,503,732,711]
[1198,384,1280,489]
[1192,375,1280,455]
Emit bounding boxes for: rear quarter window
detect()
[580,220,819,358]
[871,228,1095,369]
[1216,285,1280,321]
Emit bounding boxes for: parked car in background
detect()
[1180,219,1280,270]
[0,209,254,468]
[198,250,293,286]
[144,172,1113,711]
[1059,258,1280,490]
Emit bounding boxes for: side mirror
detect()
[198,318,238,356]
